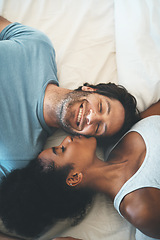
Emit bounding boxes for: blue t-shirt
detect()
[0,23,58,180]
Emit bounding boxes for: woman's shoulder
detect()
[110,130,146,161]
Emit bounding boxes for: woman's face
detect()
[38,136,97,170]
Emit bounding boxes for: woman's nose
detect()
[64,136,73,144]
[86,109,99,125]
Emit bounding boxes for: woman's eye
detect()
[61,145,65,152]
[52,147,57,155]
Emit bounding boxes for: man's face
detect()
[57,90,125,137]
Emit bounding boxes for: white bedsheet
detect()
[115,0,160,111]
[1,0,160,239]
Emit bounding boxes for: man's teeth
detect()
[77,107,83,126]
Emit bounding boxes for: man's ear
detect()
[81,86,97,92]
[66,172,83,187]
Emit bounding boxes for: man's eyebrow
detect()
[103,124,107,136]
[105,99,111,114]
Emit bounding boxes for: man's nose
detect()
[86,109,99,125]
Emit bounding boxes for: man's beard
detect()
[56,90,91,134]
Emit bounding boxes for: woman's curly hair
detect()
[0,158,94,238]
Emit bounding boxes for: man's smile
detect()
[75,101,88,131]
[76,103,83,127]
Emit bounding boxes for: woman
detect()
[0,101,160,240]
[39,117,160,240]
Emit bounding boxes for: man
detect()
[0,16,139,180]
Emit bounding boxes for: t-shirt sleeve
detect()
[0,22,53,47]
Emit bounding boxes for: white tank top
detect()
[113,116,160,240]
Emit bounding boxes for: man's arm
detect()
[140,100,160,119]
[0,16,12,33]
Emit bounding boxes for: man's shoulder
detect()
[1,22,53,48]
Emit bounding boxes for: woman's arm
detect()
[120,188,160,238]
[53,237,82,240]
[140,100,160,119]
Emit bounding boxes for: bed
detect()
[1,0,160,239]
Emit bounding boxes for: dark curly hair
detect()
[76,82,140,144]
[0,158,94,238]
